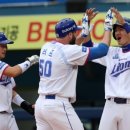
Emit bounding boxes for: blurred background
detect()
[0,0,130,130]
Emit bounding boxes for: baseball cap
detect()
[0,32,14,44]
[113,17,130,27]
[55,18,82,38]
[113,17,130,40]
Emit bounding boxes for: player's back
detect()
[38,41,79,101]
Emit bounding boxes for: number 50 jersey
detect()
[38,41,89,103]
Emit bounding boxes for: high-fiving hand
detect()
[104,9,114,31]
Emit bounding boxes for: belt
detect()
[45,95,56,99]
[0,111,7,114]
[107,97,130,104]
[42,95,69,102]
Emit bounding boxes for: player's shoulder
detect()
[63,44,81,51]
[109,46,121,51]
[107,46,121,56]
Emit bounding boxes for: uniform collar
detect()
[121,44,130,53]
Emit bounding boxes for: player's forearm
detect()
[3,65,23,77]
[75,34,85,45]
[82,33,91,43]
[3,55,39,77]
[88,43,109,61]
[101,30,111,46]
[3,61,30,77]
[76,33,92,46]
[12,92,34,115]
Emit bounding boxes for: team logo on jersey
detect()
[0,76,11,86]
[111,61,130,77]
[112,53,119,59]
[82,46,87,52]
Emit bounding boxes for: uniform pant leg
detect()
[48,101,84,130]
[35,98,53,130]
[99,100,118,130]
[35,97,84,130]
[119,104,130,130]
[0,113,18,130]
[8,114,19,130]
[0,113,8,130]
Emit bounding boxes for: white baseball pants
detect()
[35,95,84,130]
[0,113,18,130]
[99,100,130,130]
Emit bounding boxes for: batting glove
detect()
[81,14,89,37]
[26,55,39,66]
[104,9,113,31]
[81,14,94,38]
[21,101,34,116]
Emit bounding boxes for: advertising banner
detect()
[0,12,129,50]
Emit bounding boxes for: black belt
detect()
[45,95,55,99]
[0,111,7,114]
[107,97,128,104]
[44,95,70,102]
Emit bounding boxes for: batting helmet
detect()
[113,17,130,40]
[0,32,14,44]
[55,18,81,38]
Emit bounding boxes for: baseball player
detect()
[83,7,130,130]
[34,9,113,130]
[0,32,39,130]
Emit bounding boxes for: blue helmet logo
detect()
[55,18,81,38]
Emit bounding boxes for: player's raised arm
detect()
[76,8,98,45]
[87,9,114,61]
[101,9,113,46]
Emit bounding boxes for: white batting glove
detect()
[104,9,113,31]
[26,55,39,66]
[81,14,89,37]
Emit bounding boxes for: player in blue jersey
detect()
[82,7,130,130]
[34,9,113,130]
[0,32,39,130]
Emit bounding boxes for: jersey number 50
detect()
[39,59,52,77]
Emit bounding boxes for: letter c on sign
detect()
[92,19,104,40]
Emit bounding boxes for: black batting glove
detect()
[20,101,34,116]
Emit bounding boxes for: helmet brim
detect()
[0,40,14,44]
[76,26,83,30]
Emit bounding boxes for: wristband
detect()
[18,60,31,73]
[12,94,24,106]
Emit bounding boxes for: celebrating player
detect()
[34,9,113,130]
[0,32,39,130]
[83,7,130,130]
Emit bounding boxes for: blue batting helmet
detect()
[0,32,14,44]
[55,18,81,38]
[113,17,130,40]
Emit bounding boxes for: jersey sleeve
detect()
[11,78,16,88]
[92,46,113,66]
[64,45,89,65]
[0,61,9,78]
